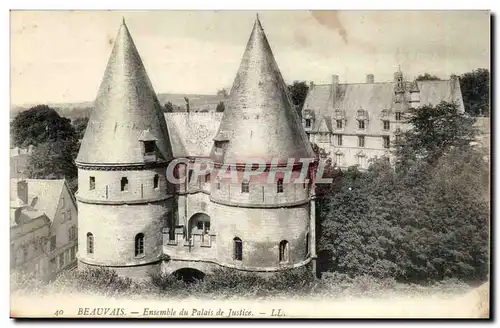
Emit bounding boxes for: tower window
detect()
[358,136,365,148]
[395,112,402,121]
[233,237,242,261]
[305,119,311,128]
[89,176,95,190]
[135,233,145,257]
[121,177,129,191]
[144,141,155,154]
[383,136,390,149]
[358,120,366,130]
[87,233,94,254]
[279,240,290,262]
[383,120,390,130]
[277,178,284,193]
[216,179,221,190]
[336,120,343,129]
[153,174,159,189]
[241,180,249,193]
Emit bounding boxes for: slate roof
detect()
[76,20,173,165]
[303,78,465,135]
[211,16,314,165]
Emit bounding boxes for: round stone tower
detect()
[75,20,174,279]
[209,16,317,273]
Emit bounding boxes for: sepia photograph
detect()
[9,9,491,319]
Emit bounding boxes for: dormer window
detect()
[336,120,343,129]
[139,129,158,162]
[395,112,402,121]
[214,140,228,155]
[358,120,365,130]
[144,141,155,154]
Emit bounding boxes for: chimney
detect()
[366,74,374,84]
[16,179,28,205]
[331,75,339,107]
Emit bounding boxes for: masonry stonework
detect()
[76,17,318,280]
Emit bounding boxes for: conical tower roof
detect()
[211,16,314,166]
[76,20,173,165]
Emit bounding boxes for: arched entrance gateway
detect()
[188,213,211,246]
[172,268,205,283]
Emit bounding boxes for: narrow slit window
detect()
[135,233,145,257]
[233,237,242,261]
[153,174,159,189]
[87,233,94,254]
[89,176,95,190]
[277,178,284,193]
[121,177,129,191]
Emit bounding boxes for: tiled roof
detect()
[76,20,173,165]
[164,112,222,158]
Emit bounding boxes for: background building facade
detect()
[302,71,465,169]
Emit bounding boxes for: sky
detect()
[10,10,490,105]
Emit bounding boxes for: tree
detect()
[10,105,77,147]
[72,117,89,140]
[164,102,174,113]
[216,101,225,112]
[26,140,78,182]
[288,81,309,118]
[217,89,229,98]
[184,97,190,113]
[415,73,441,81]
[459,68,490,116]
[394,101,477,169]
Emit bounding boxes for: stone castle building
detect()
[302,71,465,169]
[75,17,318,280]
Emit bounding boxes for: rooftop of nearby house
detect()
[10,178,74,224]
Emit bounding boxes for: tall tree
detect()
[164,101,174,113]
[11,105,77,147]
[288,81,309,118]
[72,117,89,140]
[415,73,441,81]
[394,101,477,169]
[459,68,490,116]
[216,101,225,112]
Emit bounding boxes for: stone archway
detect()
[188,213,211,245]
[172,268,205,283]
